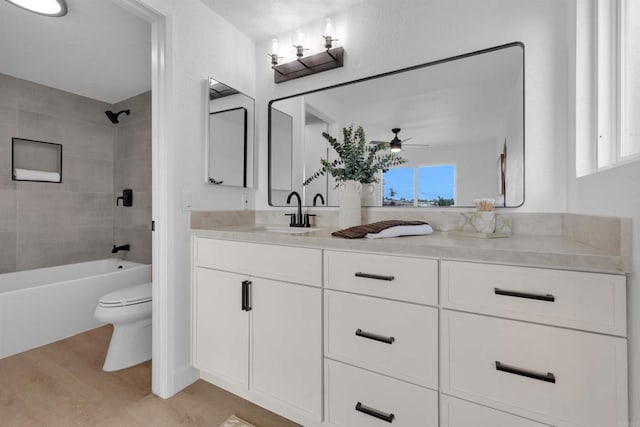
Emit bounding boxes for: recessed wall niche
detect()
[12,137,63,183]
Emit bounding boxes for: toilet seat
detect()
[99,282,152,307]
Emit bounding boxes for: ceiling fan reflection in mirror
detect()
[370,128,429,152]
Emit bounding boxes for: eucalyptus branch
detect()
[304,125,407,187]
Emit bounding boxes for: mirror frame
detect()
[268,42,525,208]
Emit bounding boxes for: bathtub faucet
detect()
[111,244,130,254]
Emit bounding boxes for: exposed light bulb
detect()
[294,29,306,58]
[322,18,338,49]
[269,38,281,66]
[324,18,333,38]
[294,29,305,47]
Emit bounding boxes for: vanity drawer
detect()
[441,395,553,427]
[325,290,438,388]
[441,310,628,427]
[441,260,626,335]
[194,238,321,286]
[324,250,438,305]
[325,359,438,427]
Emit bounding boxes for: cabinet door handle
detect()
[355,272,395,281]
[355,328,395,344]
[241,281,247,311]
[241,280,252,312]
[495,361,556,383]
[494,288,555,302]
[355,402,395,423]
[246,280,252,311]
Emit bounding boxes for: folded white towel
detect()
[14,168,60,182]
[366,224,434,239]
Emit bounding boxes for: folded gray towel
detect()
[332,220,430,239]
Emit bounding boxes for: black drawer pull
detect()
[355,272,395,281]
[494,288,555,302]
[241,281,247,311]
[495,361,556,383]
[355,329,395,344]
[355,402,395,423]
[241,280,252,311]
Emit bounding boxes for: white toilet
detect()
[94,282,152,372]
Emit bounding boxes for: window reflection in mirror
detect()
[383,165,456,207]
[268,42,524,207]
[207,78,255,188]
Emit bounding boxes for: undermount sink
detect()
[257,226,315,234]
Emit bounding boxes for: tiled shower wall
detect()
[113,92,152,264]
[0,73,151,273]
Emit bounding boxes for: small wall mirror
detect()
[268,42,524,207]
[207,77,254,188]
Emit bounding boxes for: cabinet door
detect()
[193,267,249,389]
[251,278,322,421]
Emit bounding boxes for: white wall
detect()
[133,0,256,397]
[255,0,570,213]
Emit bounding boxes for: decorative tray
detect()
[447,230,511,239]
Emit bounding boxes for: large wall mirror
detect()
[268,42,524,207]
[207,77,255,187]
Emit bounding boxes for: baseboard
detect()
[173,364,199,396]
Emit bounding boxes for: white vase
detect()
[339,180,362,229]
[359,183,376,206]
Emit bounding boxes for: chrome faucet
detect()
[313,193,325,206]
[285,191,304,227]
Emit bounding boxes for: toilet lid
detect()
[99,282,152,307]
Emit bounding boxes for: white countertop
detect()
[191,225,629,274]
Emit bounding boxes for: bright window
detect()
[621,0,640,159]
[383,165,455,206]
[588,0,640,173]
[417,165,455,206]
[382,167,414,206]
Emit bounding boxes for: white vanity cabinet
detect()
[192,238,323,425]
[191,233,629,427]
[323,250,440,427]
[440,260,628,427]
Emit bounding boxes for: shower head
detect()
[105,109,130,124]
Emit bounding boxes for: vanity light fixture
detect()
[4,0,67,17]
[323,18,338,50]
[271,24,344,84]
[268,38,283,66]
[293,29,308,58]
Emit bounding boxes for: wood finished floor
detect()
[0,326,299,427]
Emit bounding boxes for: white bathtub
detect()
[0,259,151,359]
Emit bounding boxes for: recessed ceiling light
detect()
[4,0,68,17]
